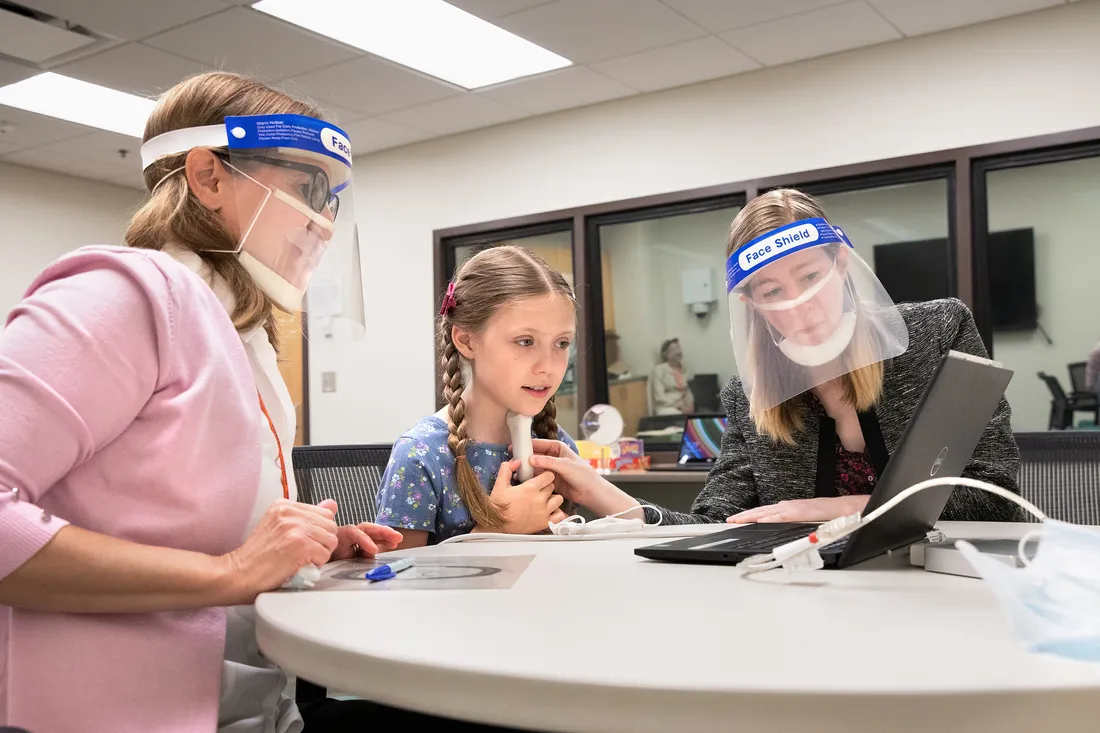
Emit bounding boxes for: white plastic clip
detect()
[283,565,321,590]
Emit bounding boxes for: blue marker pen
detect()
[365,557,416,581]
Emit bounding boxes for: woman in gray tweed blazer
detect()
[531,190,1022,525]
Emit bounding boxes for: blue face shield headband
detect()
[725,217,854,296]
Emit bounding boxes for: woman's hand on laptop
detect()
[529,439,639,518]
[727,495,870,524]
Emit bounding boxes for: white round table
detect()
[256,522,1100,733]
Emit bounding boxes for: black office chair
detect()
[1068,361,1089,394]
[689,373,722,413]
[1016,431,1100,525]
[289,443,394,704]
[1067,361,1100,425]
[292,444,393,526]
[1037,372,1072,430]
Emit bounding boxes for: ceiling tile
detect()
[659,0,851,32]
[867,0,1064,37]
[310,102,367,126]
[15,0,229,42]
[145,7,359,81]
[2,148,129,184]
[340,118,434,154]
[0,106,97,148]
[592,36,760,92]
[37,130,145,169]
[289,56,460,117]
[0,58,39,87]
[380,95,529,136]
[721,1,901,66]
[57,43,205,99]
[446,0,559,19]
[490,0,708,64]
[482,66,637,114]
[269,80,367,124]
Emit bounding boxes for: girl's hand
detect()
[331,522,403,560]
[490,460,564,535]
[727,495,870,524]
[529,440,640,518]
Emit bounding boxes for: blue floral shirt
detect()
[376,415,579,542]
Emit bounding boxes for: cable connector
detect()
[778,541,824,573]
[771,512,863,574]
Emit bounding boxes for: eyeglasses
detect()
[216,152,340,220]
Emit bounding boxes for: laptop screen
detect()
[678,415,728,463]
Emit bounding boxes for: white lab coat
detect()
[165,245,303,733]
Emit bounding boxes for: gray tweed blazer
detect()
[649,298,1023,524]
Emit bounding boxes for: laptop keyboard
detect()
[710,526,849,553]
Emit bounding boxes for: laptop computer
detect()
[674,413,729,471]
[635,350,1013,569]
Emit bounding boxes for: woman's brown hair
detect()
[126,71,324,348]
[727,188,885,444]
[439,245,577,531]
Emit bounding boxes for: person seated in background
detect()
[530,188,1024,527]
[376,246,579,548]
[650,338,696,415]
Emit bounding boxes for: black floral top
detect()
[835,444,877,496]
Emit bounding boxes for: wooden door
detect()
[272,310,307,446]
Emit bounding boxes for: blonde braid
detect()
[531,396,559,442]
[532,396,573,513]
[441,323,507,530]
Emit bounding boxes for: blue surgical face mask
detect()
[956,519,1100,663]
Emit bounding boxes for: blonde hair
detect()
[440,245,577,530]
[125,71,325,348]
[728,189,885,444]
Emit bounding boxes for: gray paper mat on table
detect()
[296,555,536,591]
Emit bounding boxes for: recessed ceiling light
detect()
[252,0,572,90]
[0,72,155,138]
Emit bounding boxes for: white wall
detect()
[0,162,142,321]
[989,155,1100,432]
[818,180,950,264]
[315,0,1100,443]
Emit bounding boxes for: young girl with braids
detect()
[377,246,580,548]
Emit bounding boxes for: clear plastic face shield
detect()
[725,217,908,412]
[140,114,365,345]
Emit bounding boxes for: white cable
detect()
[739,477,1047,576]
[863,477,1045,526]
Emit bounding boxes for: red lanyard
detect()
[258,393,289,500]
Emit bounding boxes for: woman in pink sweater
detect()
[0,72,402,732]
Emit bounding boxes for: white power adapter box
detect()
[910,538,1032,578]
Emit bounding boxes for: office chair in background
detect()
[1015,431,1100,525]
[1038,372,1073,430]
[1066,361,1100,425]
[688,373,722,413]
[289,443,394,704]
